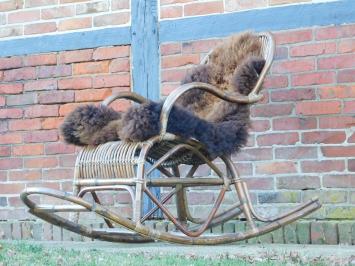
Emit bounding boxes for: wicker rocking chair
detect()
[21,32,321,245]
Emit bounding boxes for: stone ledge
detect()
[1,220,354,245]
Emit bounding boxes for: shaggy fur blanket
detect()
[61,32,265,159]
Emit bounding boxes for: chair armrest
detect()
[101,91,148,106]
[159,82,263,136]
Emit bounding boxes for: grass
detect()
[0,241,330,266]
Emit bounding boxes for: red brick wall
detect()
[0,0,130,39]
[0,45,130,220]
[161,24,355,220]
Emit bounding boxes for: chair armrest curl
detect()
[101,91,148,106]
[159,82,263,136]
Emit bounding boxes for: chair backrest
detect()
[200,32,275,96]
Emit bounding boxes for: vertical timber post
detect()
[131,0,162,218]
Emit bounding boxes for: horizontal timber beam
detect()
[159,0,355,43]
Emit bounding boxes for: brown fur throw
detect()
[61,32,265,158]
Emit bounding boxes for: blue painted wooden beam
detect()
[131,0,160,100]
[0,26,131,57]
[131,0,162,218]
[160,0,355,43]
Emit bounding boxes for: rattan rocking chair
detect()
[21,32,321,245]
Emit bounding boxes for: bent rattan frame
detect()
[21,32,322,245]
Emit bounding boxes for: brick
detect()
[252,103,293,118]
[315,27,338,40]
[273,29,312,45]
[110,58,130,73]
[0,133,22,144]
[0,108,23,119]
[8,10,40,24]
[162,54,200,68]
[301,160,345,173]
[25,0,56,7]
[161,6,182,19]
[93,12,130,27]
[0,158,23,170]
[256,161,297,175]
[302,131,346,144]
[161,83,179,96]
[0,146,11,157]
[290,42,336,57]
[0,183,25,194]
[24,79,57,91]
[275,146,317,159]
[0,83,23,94]
[74,60,110,75]
[250,120,270,132]
[258,191,300,204]
[271,88,315,102]
[349,159,355,172]
[59,77,92,90]
[37,65,72,79]
[318,85,355,99]
[244,177,274,190]
[0,57,23,70]
[184,1,223,16]
[324,174,355,188]
[23,130,58,143]
[0,26,23,39]
[350,133,355,143]
[263,75,289,89]
[303,190,347,204]
[6,93,37,106]
[338,39,355,53]
[59,103,85,116]
[325,207,355,219]
[111,0,129,10]
[343,101,355,114]
[0,96,4,106]
[93,73,130,88]
[24,157,58,168]
[318,54,355,70]
[3,67,36,81]
[13,144,44,156]
[77,1,108,15]
[257,132,298,146]
[274,46,288,60]
[322,146,355,158]
[311,221,338,245]
[272,58,315,74]
[320,116,355,129]
[162,68,188,83]
[41,117,64,130]
[43,168,74,180]
[273,117,316,131]
[296,221,311,244]
[93,46,129,60]
[25,105,58,118]
[292,72,335,87]
[58,49,93,64]
[225,0,267,11]
[0,0,23,12]
[295,101,340,115]
[338,69,355,83]
[58,17,92,31]
[0,197,7,207]
[161,43,181,56]
[42,6,75,19]
[23,54,57,67]
[59,154,77,167]
[182,39,222,54]
[45,142,75,155]
[233,148,272,161]
[9,169,41,181]
[277,176,320,189]
[24,22,57,35]
[75,88,111,102]
[338,222,353,245]
[38,91,74,104]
